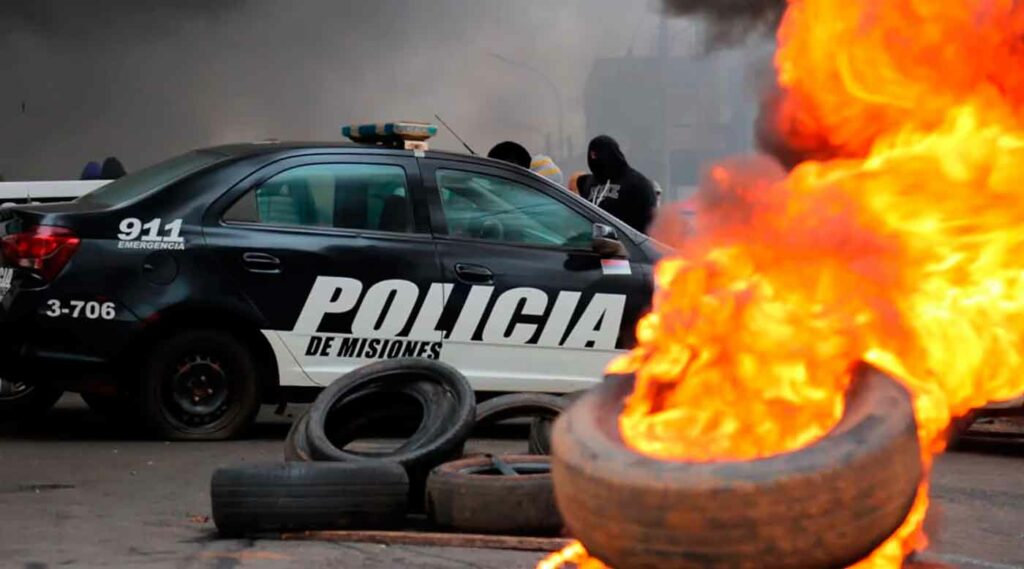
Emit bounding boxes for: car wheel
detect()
[211,461,409,537]
[0,378,62,423]
[426,455,562,536]
[139,329,262,441]
[551,364,923,569]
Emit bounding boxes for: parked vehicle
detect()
[0,122,658,439]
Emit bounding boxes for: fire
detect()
[542,0,1024,567]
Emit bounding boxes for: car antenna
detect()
[434,114,476,155]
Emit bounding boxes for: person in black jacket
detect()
[583,135,656,234]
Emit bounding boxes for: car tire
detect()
[304,359,475,501]
[426,455,562,536]
[527,390,587,455]
[473,393,567,455]
[211,461,409,537]
[138,329,262,441]
[284,410,313,462]
[551,364,923,569]
[0,379,62,423]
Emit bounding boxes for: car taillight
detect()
[1,226,81,281]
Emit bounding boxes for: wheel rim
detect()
[162,354,232,428]
[0,378,32,401]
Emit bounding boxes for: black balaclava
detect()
[587,135,629,183]
[101,157,127,179]
[487,141,532,169]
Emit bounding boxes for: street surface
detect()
[1,396,1022,569]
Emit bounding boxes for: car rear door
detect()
[419,158,652,393]
[204,152,445,387]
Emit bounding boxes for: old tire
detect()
[474,393,567,447]
[426,455,562,536]
[305,359,475,503]
[0,380,62,423]
[284,410,312,462]
[527,390,587,455]
[212,461,408,537]
[552,363,923,569]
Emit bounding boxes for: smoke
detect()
[661,0,785,47]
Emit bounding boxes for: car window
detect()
[78,151,225,207]
[225,163,412,233]
[436,169,592,248]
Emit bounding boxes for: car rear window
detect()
[77,151,225,207]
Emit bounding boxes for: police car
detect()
[0,122,658,440]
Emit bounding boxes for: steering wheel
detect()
[478,219,505,241]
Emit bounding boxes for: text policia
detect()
[293,276,628,361]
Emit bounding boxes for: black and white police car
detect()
[0,122,659,440]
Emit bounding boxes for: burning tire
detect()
[425,455,562,536]
[551,364,923,569]
[211,462,408,537]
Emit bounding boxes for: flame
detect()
[542,0,1024,567]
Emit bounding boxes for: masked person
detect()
[585,135,656,234]
[487,141,532,169]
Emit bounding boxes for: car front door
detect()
[205,153,445,386]
[419,159,652,393]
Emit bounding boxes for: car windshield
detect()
[78,151,226,207]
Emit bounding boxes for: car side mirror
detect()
[591,223,629,259]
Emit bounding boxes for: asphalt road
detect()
[1,396,1022,569]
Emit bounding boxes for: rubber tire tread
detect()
[284,410,312,462]
[426,455,562,536]
[305,359,475,471]
[527,390,587,455]
[211,461,409,537]
[551,364,923,569]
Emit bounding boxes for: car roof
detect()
[202,141,510,170]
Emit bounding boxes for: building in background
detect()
[583,19,761,204]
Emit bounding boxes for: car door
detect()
[205,153,445,386]
[419,159,652,393]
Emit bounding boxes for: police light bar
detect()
[342,121,438,150]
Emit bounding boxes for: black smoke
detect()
[661,0,786,47]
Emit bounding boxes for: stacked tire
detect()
[212,359,573,537]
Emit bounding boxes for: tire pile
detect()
[211,358,573,538]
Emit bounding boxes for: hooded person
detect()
[585,135,657,234]
[487,141,532,169]
[80,161,102,180]
[100,157,127,179]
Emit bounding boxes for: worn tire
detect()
[426,455,562,536]
[305,359,475,502]
[527,390,587,455]
[211,462,408,537]
[552,363,923,569]
[0,380,62,423]
[138,329,262,441]
[475,393,567,438]
[284,410,313,462]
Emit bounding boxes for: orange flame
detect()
[541,0,1024,567]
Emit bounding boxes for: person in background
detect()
[487,141,532,169]
[568,171,591,198]
[584,135,656,234]
[530,154,564,186]
[80,161,102,180]
[100,157,127,179]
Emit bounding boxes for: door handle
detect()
[242,252,281,273]
[454,263,493,284]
